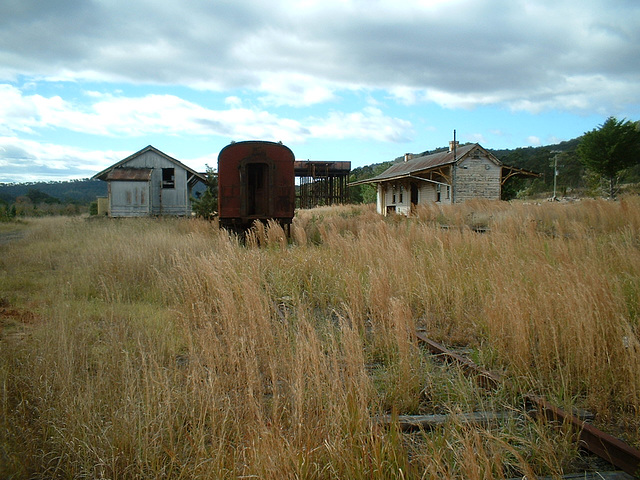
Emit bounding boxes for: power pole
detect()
[551,151,560,201]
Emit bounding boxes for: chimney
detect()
[449,141,459,152]
[404,153,413,162]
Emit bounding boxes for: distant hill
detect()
[0,179,107,204]
[350,138,582,181]
[348,137,601,200]
[2,136,638,205]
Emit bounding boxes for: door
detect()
[246,162,269,216]
[410,183,419,207]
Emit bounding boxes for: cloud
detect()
[0,85,413,145]
[0,85,416,182]
[309,107,413,142]
[467,133,487,144]
[0,136,126,183]
[0,143,35,161]
[257,74,337,107]
[0,0,638,114]
[0,0,638,183]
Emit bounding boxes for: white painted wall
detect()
[377,179,452,216]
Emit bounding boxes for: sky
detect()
[1,0,639,183]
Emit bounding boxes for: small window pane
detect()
[162,168,175,188]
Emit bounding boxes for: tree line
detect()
[2,117,638,220]
[347,116,640,202]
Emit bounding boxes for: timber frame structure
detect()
[294,160,351,209]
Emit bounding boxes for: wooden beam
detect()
[375,411,515,432]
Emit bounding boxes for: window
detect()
[162,168,175,188]
[399,186,403,203]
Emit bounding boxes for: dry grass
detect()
[1,197,639,478]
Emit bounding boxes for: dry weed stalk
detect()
[1,198,639,478]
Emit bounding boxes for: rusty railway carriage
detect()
[218,140,296,232]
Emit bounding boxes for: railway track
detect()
[407,330,640,479]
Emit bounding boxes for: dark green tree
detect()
[577,117,640,198]
[26,188,61,205]
[191,165,218,218]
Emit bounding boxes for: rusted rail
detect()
[413,331,640,477]
[527,395,640,478]
[415,331,502,389]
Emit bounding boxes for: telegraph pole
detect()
[551,151,560,201]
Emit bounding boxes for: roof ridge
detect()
[92,145,206,182]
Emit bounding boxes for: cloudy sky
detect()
[1,0,639,182]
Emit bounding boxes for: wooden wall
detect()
[109,151,193,216]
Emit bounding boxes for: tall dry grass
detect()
[1,197,639,478]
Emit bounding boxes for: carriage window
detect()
[162,168,175,188]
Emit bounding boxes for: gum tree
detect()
[191,164,218,218]
[577,117,640,198]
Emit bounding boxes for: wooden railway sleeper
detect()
[412,330,640,477]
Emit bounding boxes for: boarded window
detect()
[162,168,175,188]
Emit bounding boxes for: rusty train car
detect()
[218,140,296,232]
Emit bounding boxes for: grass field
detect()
[1,198,639,479]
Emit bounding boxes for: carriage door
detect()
[246,162,269,216]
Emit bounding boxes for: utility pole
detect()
[551,151,560,201]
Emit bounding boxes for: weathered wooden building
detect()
[351,142,537,215]
[93,145,206,217]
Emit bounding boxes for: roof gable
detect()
[457,144,502,167]
[361,143,480,183]
[92,145,206,183]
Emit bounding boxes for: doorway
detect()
[410,183,419,207]
[246,162,269,215]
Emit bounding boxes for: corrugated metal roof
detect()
[368,144,478,182]
[105,168,152,181]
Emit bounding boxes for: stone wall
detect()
[454,155,501,203]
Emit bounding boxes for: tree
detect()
[577,117,640,199]
[191,165,218,218]
[26,188,60,204]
